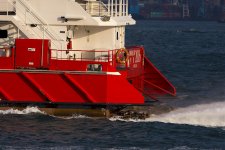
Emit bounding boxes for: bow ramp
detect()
[143,56,176,100]
[129,56,176,100]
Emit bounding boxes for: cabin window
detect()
[87,64,102,71]
[0,48,11,57]
[0,30,8,38]
[0,49,6,57]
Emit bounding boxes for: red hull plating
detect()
[0,39,176,105]
[0,71,144,104]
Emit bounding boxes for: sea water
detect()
[1,20,225,149]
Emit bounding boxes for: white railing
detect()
[108,0,128,17]
[79,0,128,17]
[80,1,108,17]
[51,49,114,63]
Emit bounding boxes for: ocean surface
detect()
[1,20,225,150]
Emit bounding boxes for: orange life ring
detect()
[116,48,129,64]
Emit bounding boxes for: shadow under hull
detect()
[0,101,173,119]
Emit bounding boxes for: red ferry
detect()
[0,0,176,118]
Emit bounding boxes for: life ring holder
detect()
[116,48,129,64]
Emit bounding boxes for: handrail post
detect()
[98,1,100,16]
[108,0,110,16]
[122,0,125,16]
[111,0,113,16]
[119,0,122,16]
[126,0,128,16]
[108,51,109,62]
[115,0,117,17]
[41,27,45,67]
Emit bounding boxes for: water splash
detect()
[148,102,225,127]
[0,107,90,120]
[109,116,144,122]
[110,102,225,127]
[51,114,90,120]
[0,107,45,115]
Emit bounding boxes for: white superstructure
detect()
[0,0,135,59]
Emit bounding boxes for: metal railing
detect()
[51,49,116,63]
[2,0,64,50]
[108,0,128,17]
[80,1,108,17]
[79,0,128,17]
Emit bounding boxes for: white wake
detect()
[52,114,90,120]
[148,102,225,127]
[110,102,225,127]
[0,107,45,115]
[0,107,90,119]
[1,102,225,127]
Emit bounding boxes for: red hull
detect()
[0,39,176,106]
[0,71,144,104]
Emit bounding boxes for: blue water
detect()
[1,20,225,149]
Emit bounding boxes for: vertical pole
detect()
[99,0,101,16]
[126,0,128,16]
[17,28,20,38]
[122,0,123,16]
[88,0,91,15]
[115,0,117,16]
[108,0,110,16]
[122,0,125,16]
[119,0,122,16]
[111,0,113,16]
[41,26,45,67]
[61,49,62,60]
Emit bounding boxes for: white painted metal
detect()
[0,0,136,60]
[0,22,26,46]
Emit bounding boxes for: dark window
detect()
[0,30,8,38]
[87,64,102,71]
[0,48,11,57]
[0,49,6,57]
[116,32,119,40]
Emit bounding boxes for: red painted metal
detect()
[15,39,50,69]
[133,56,176,99]
[0,71,144,104]
[67,40,72,50]
[125,47,176,99]
[21,72,87,103]
[0,47,15,69]
[63,73,97,103]
[0,72,46,102]
[67,73,144,104]
[127,46,144,78]
[106,75,144,104]
[64,73,108,103]
[0,39,176,104]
